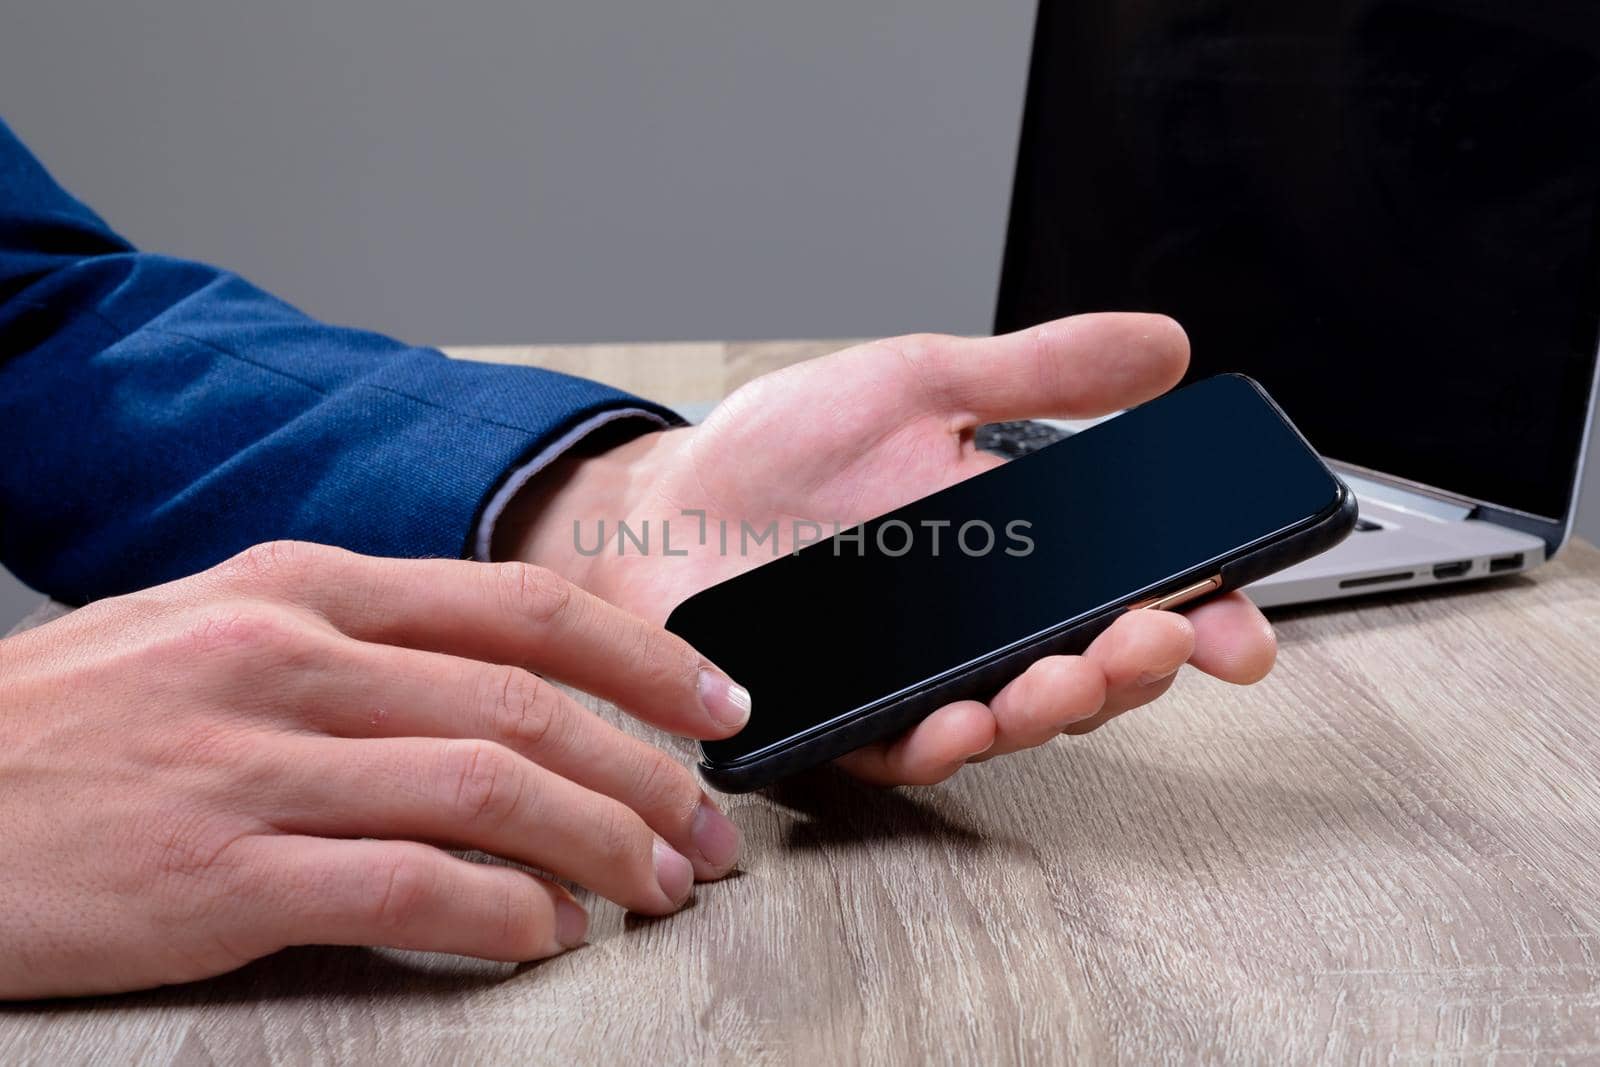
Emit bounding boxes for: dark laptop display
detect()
[997,1,1600,524]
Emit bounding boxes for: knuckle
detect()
[136,819,265,968]
[442,740,524,827]
[146,811,244,879]
[626,747,699,823]
[494,562,574,626]
[370,849,438,933]
[217,540,334,589]
[486,666,561,753]
[496,881,525,948]
[886,331,947,360]
[875,333,955,410]
[590,802,640,864]
[1027,323,1067,396]
[149,718,252,772]
[627,626,698,697]
[497,880,548,954]
[171,604,318,668]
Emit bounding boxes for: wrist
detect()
[492,423,687,596]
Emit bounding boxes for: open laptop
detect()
[992,0,1600,608]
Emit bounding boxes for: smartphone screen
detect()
[667,374,1342,767]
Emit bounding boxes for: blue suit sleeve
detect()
[0,117,680,603]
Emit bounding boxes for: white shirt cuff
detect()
[472,407,673,562]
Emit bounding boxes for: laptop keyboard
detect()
[975,420,1071,459]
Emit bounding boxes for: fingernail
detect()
[554,896,588,950]
[1137,664,1182,687]
[698,668,751,731]
[653,837,695,908]
[690,797,741,872]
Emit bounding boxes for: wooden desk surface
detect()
[6,341,1600,1064]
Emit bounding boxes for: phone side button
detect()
[1128,575,1221,612]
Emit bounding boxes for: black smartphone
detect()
[666,374,1355,792]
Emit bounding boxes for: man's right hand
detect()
[0,541,749,999]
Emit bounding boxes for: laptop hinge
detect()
[1330,461,1476,522]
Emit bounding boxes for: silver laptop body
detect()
[1019,398,1598,610]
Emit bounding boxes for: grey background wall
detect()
[1,1,1596,627]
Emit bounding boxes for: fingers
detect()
[955,609,1190,753]
[978,654,1107,758]
[834,701,995,786]
[879,312,1189,425]
[1063,608,1197,734]
[837,595,1277,785]
[989,598,1275,743]
[271,737,696,917]
[1184,592,1278,684]
[980,596,1273,745]
[245,836,586,962]
[841,609,1195,785]
[210,542,749,740]
[1089,607,1197,690]
[299,639,740,881]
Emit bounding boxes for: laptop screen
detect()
[997,1,1600,522]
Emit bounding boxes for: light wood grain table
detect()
[5,341,1600,1065]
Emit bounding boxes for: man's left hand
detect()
[498,313,1277,786]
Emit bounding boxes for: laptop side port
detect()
[1339,571,1415,589]
[1489,553,1524,574]
[1432,560,1471,580]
